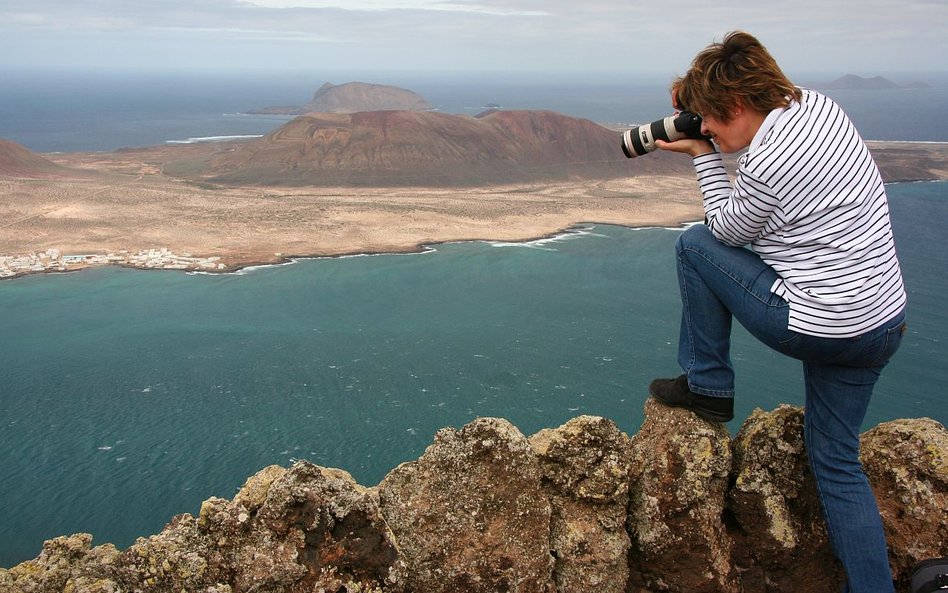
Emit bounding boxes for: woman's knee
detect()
[675,223,714,255]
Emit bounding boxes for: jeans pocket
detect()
[871,320,907,367]
[777,331,802,352]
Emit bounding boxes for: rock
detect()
[233,465,286,512]
[1,534,121,593]
[529,415,633,593]
[254,461,404,592]
[627,397,735,592]
[862,417,948,590]
[728,405,842,591]
[3,408,948,593]
[120,513,218,592]
[378,417,553,593]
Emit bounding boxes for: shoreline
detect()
[0,154,709,281]
[0,219,699,282]
[2,176,944,282]
[1,140,945,282]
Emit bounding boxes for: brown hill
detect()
[248,81,432,115]
[201,109,692,186]
[0,139,69,178]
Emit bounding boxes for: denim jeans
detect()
[675,224,906,593]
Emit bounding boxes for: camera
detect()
[621,111,709,158]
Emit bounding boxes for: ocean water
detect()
[0,71,946,566]
[1,69,947,152]
[1,181,946,566]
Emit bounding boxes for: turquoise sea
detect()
[1,70,946,566]
[1,181,945,566]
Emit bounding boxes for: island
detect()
[246,81,432,115]
[1,110,946,280]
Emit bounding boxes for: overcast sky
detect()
[1,0,946,77]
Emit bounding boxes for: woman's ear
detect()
[731,98,744,118]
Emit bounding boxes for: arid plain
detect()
[1,138,946,278]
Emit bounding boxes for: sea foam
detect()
[165,134,263,144]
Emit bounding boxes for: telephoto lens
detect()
[621,111,706,158]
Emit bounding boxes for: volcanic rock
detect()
[377,417,553,593]
[529,416,633,593]
[627,397,736,591]
[862,417,948,592]
[728,405,843,591]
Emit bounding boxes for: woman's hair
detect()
[673,31,801,121]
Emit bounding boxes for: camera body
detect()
[621,111,709,158]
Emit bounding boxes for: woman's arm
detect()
[693,152,781,247]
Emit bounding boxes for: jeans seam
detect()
[688,384,734,397]
[677,256,697,376]
[677,242,737,397]
[682,245,776,307]
[803,366,842,569]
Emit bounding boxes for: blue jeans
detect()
[675,224,906,593]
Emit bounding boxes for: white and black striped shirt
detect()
[693,88,906,338]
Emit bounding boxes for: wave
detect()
[188,258,299,276]
[185,222,712,278]
[223,112,295,119]
[488,225,608,250]
[189,248,439,277]
[887,178,948,186]
[625,220,702,232]
[165,134,263,145]
[308,247,438,261]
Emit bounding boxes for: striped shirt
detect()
[693,88,906,338]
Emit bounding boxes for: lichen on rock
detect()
[862,417,948,591]
[627,397,735,592]
[529,415,633,593]
[377,417,553,593]
[727,404,842,591]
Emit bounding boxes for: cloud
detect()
[154,26,343,43]
[244,0,549,15]
[0,0,944,73]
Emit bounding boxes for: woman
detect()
[649,31,907,592]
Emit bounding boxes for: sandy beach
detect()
[2,141,945,279]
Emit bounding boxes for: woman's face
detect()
[699,106,765,154]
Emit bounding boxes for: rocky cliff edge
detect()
[2,400,946,593]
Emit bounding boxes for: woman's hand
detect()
[656,138,716,157]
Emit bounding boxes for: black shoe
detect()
[648,375,734,423]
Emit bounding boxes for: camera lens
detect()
[620,112,706,158]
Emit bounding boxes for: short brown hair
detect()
[674,31,801,122]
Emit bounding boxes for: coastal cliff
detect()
[3,400,946,593]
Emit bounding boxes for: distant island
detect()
[816,74,931,90]
[1,87,946,280]
[247,81,432,115]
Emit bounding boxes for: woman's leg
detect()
[673,224,789,396]
[672,224,905,591]
[803,361,895,593]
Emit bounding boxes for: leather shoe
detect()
[648,374,734,423]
